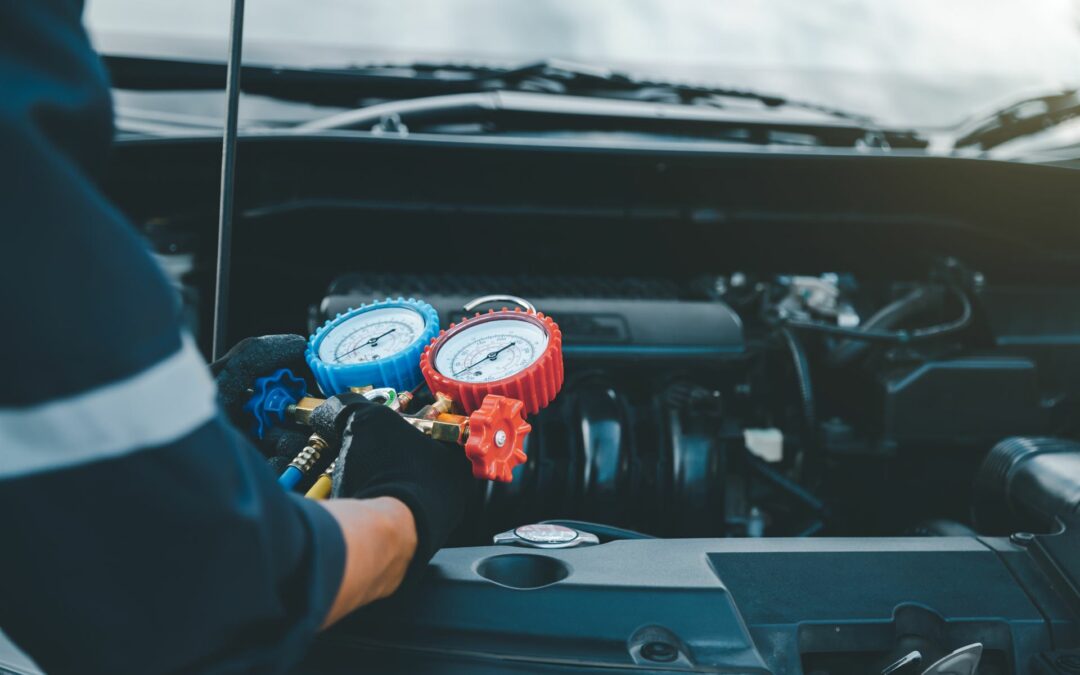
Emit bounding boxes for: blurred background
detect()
[86,0,1080,128]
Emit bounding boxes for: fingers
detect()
[219,334,308,378]
[213,334,310,428]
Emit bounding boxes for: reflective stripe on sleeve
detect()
[0,335,216,479]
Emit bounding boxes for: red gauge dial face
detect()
[421,309,564,417]
[433,315,549,384]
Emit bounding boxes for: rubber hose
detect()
[779,327,818,484]
[827,287,937,367]
[973,436,1080,533]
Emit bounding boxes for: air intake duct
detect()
[974,437,1080,533]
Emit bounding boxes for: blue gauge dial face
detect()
[318,306,426,365]
[433,317,549,383]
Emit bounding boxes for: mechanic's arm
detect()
[317,398,474,625]
[0,2,457,673]
[211,339,473,629]
[320,498,416,625]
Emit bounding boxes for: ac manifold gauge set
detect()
[244,295,564,498]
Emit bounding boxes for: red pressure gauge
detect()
[421,302,563,416]
[420,297,563,482]
[419,295,565,416]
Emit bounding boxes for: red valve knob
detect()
[465,395,531,482]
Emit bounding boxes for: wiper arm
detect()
[104,54,867,123]
[952,89,1080,150]
[294,89,897,150]
[102,54,487,106]
[341,57,879,125]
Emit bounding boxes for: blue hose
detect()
[278,466,304,490]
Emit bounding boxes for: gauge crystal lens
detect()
[434,317,549,383]
[318,306,426,364]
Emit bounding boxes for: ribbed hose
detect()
[973,436,1080,533]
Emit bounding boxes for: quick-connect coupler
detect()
[279,434,329,490]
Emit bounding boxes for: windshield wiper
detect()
[106,54,798,106]
[355,58,866,120]
[291,89,896,149]
[103,54,926,148]
[952,89,1080,150]
[105,55,866,123]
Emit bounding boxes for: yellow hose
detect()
[305,474,333,500]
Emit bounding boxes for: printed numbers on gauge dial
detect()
[434,317,549,383]
[318,306,427,364]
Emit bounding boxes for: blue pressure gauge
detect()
[306,298,439,396]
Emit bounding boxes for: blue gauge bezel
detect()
[306,297,440,396]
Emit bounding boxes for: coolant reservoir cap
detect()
[307,298,439,396]
[516,523,580,545]
[492,523,599,548]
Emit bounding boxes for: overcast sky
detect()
[86,0,1080,127]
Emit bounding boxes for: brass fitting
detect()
[414,392,455,420]
[288,397,325,426]
[287,389,454,444]
[394,390,413,412]
[320,459,336,477]
[432,414,468,444]
[288,433,328,473]
[401,413,467,444]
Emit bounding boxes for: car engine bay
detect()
[313,266,1014,541]
[109,134,1080,673]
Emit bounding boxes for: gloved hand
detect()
[210,334,309,437]
[331,402,474,582]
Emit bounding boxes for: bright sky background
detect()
[86,0,1080,127]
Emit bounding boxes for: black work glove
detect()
[331,402,474,583]
[260,427,313,469]
[210,334,309,437]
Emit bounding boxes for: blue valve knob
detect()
[244,368,308,439]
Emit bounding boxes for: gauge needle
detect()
[454,342,516,377]
[338,329,396,359]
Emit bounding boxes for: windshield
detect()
[86,0,1080,128]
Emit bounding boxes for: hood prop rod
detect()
[211,0,246,360]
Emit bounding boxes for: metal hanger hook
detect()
[463,295,537,314]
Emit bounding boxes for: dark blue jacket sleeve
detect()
[0,2,346,673]
[1,421,346,675]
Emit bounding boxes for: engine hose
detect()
[783,285,972,344]
[794,520,824,538]
[540,520,655,541]
[973,436,1080,533]
[827,287,937,367]
[779,327,818,484]
[745,453,828,515]
[908,519,978,537]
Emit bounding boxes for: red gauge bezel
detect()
[421,308,563,416]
